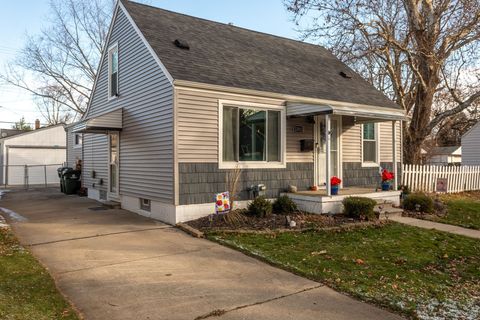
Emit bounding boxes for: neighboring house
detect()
[423,146,462,165]
[0,129,28,139]
[0,125,66,186]
[71,0,407,224]
[462,122,480,165]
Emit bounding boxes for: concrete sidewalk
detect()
[0,189,403,320]
[390,216,480,239]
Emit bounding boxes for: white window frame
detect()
[108,43,119,101]
[361,122,380,167]
[74,134,82,148]
[218,99,286,169]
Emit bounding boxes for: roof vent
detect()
[173,39,190,50]
[339,71,352,79]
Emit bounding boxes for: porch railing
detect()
[402,164,480,193]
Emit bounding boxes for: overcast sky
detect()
[0,0,299,129]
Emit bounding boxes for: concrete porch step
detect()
[375,203,403,220]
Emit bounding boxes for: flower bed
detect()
[186,210,381,233]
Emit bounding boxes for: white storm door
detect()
[314,116,340,187]
[108,132,120,198]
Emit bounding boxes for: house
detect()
[423,146,462,165]
[70,0,407,224]
[0,128,28,139]
[0,124,66,186]
[462,122,480,165]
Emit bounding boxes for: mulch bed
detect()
[186,210,371,232]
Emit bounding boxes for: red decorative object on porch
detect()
[381,169,394,182]
[331,176,342,186]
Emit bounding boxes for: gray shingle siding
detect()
[178,163,314,205]
[83,6,174,203]
[342,162,401,188]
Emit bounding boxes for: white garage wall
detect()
[1,125,66,186]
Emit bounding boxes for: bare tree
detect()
[1,0,113,119]
[35,86,74,125]
[285,0,480,163]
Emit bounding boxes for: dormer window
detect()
[108,44,119,99]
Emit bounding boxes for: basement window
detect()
[108,43,119,99]
[140,198,151,212]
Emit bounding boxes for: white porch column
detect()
[392,120,398,190]
[325,114,331,196]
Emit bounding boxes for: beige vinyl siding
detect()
[462,124,480,165]
[176,87,286,163]
[342,119,401,163]
[379,121,402,162]
[286,117,314,162]
[341,117,361,162]
[83,7,174,203]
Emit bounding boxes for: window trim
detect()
[361,122,380,167]
[107,43,119,101]
[218,99,286,169]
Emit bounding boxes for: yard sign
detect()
[436,178,448,193]
[215,191,230,214]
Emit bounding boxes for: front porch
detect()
[282,188,402,214]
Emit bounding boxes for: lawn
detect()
[210,223,480,319]
[429,193,480,230]
[0,227,79,320]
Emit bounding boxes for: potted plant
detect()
[381,169,394,191]
[330,176,341,195]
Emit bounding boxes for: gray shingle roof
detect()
[122,0,402,110]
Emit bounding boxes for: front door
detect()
[108,132,119,199]
[314,116,341,187]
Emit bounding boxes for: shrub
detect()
[247,196,273,218]
[403,193,434,213]
[343,197,377,221]
[273,195,298,214]
[399,185,411,196]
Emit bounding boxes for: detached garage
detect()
[0,124,66,187]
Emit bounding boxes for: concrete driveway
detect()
[0,188,403,320]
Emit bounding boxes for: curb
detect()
[177,223,204,238]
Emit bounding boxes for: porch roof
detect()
[286,102,409,122]
[73,108,123,134]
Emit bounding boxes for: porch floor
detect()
[295,187,384,197]
[283,188,402,214]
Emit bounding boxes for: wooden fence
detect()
[402,164,480,193]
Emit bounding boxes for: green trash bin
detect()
[64,169,81,195]
[58,167,72,193]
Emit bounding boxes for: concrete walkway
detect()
[390,216,480,239]
[0,188,403,320]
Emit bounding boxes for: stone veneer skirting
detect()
[178,163,314,205]
[342,162,402,188]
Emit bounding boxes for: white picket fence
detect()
[402,164,480,193]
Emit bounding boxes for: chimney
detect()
[35,119,40,130]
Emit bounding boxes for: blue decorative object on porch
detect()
[381,181,391,191]
[331,185,339,195]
